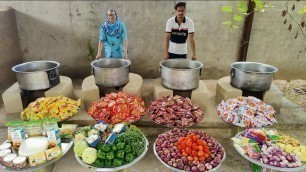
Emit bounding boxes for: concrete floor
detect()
[0,79,306,172]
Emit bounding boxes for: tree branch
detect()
[285,0,306,39]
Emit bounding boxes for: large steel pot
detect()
[91,59,131,87]
[12,61,60,90]
[230,62,278,91]
[160,59,203,90]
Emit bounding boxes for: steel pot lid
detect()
[230,62,278,74]
[12,61,60,73]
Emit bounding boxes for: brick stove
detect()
[153,78,208,111]
[216,76,283,113]
[2,76,75,113]
[81,73,143,111]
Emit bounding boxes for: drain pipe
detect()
[238,0,256,62]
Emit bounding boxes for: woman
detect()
[96,9,128,59]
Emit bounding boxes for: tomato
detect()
[187,156,193,161]
[198,145,203,151]
[204,147,210,153]
[193,156,198,161]
[181,141,187,149]
[204,153,209,158]
[197,150,204,157]
[185,147,192,154]
[199,156,205,162]
[192,143,198,150]
[197,140,203,146]
[192,135,199,142]
[192,150,198,157]
[186,140,192,147]
[182,152,188,157]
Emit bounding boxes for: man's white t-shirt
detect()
[165,16,194,55]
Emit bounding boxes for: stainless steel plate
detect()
[75,134,149,171]
[0,138,74,171]
[233,131,306,172]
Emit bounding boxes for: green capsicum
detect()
[106,152,115,160]
[104,159,112,167]
[96,142,104,150]
[92,159,104,167]
[124,145,132,153]
[115,150,125,159]
[115,136,123,143]
[116,142,125,150]
[125,153,135,163]
[112,158,123,166]
[111,144,117,151]
[97,150,106,160]
[101,144,111,152]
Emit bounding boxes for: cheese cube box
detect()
[94,122,108,133]
[86,134,101,147]
[28,152,46,167]
[105,133,117,145]
[112,124,126,134]
[45,146,62,161]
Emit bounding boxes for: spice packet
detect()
[42,118,58,135]
[6,121,25,142]
[47,128,61,148]
[11,128,25,149]
[59,124,78,139]
[25,120,43,138]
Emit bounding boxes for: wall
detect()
[0,8,22,93]
[247,1,306,80]
[0,1,305,80]
[0,1,242,79]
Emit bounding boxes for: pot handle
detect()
[230,69,235,78]
[199,68,202,76]
[48,70,57,80]
[91,67,95,76]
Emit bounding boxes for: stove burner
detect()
[242,90,265,100]
[21,89,48,108]
[173,90,192,99]
[97,85,124,97]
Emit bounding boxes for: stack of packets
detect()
[217,96,277,128]
[232,129,306,168]
[2,119,77,168]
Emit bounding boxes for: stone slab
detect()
[122,73,143,98]
[81,75,100,111]
[45,76,75,99]
[263,83,283,113]
[191,80,208,111]
[153,78,173,100]
[1,82,23,113]
[216,76,242,104]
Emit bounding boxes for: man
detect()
[165,2,196,60]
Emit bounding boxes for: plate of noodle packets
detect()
[21,96,81,122]
[217,96,277,128]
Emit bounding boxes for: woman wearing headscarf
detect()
[96,9,128,59]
